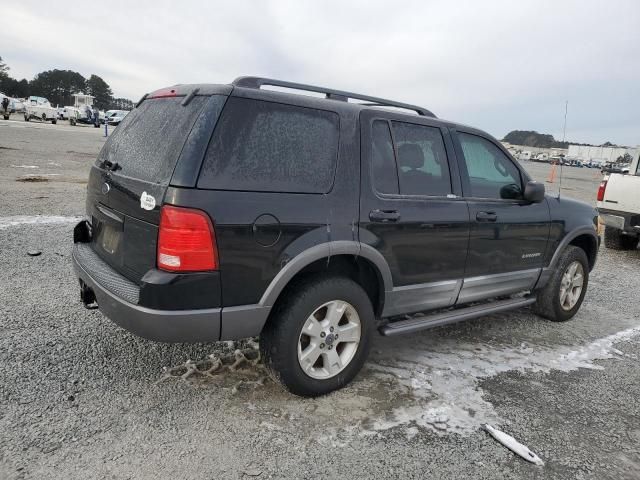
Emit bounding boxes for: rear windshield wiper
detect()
[101,159,121,171]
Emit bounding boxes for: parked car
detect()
[102,110,119,124]
[107,110,129,126]
[60,106,82,124]
[597,154,640,250]
[24,96,57,124]
[72,77,600,396]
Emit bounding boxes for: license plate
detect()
[100,224,121,254]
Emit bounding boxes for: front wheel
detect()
[260,276,374,397]
[3,115,8,120]
[51,119,57,124]
[24,114,29,122]
[534,245,589,322]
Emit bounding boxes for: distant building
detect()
[567,145,639,165]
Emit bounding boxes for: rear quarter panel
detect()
[164,99,361,307]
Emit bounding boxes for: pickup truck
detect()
[597,153,640,250]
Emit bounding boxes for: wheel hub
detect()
[559,260,584,311]
[297,300,362,380]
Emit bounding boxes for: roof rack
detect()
[232,76,436,118]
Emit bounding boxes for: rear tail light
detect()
[596,180,607,202]
[157,205,218,272]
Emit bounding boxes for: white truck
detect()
[597,152,640,250]
[24,96,57,124]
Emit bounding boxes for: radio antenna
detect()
[558,100,568,199]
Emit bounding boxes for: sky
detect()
[2,0,639,145]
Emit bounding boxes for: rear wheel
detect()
[534,245,589,322]
[24,114,29,122]
[51,119,57,124]
[604,226,638,250]
[260,276,374,397]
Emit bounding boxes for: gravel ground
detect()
[1,118,639,479]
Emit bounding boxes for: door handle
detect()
[369,209,400,222]
[476,211,497,222]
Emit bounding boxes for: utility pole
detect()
[558,100,568,199]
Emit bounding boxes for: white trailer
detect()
[24,96,57,124]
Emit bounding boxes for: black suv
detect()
[73,77,599,396]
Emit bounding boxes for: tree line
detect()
[503,130,623,149]
[0,56,134,110]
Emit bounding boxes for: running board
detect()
[379,296,536,337]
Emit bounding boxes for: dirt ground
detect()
[1,118,639,480]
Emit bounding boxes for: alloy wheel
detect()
[297,300,362,380]
[559,260,584,311]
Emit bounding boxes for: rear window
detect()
[96,96,209,184]
[198,97,339,193]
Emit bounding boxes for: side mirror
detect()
[523,181,545,203]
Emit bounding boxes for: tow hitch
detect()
[80,280,98,310]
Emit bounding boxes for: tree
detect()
[110,97,135,110]
[0,77,30,98]
[616,153,633,164]
[85,74,113,109]
[0,56,9,81]
[30,69,86,106]
[502,130,568,149]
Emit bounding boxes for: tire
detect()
[3,115,8,120]
[24,115,29,122]
[604,226,638,250]
[260,275,374,397]
[51,119,57,125]
[534,245,589,322]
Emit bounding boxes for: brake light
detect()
[157,205,218,272]
[596,180,607,202]
[148,87,177,99]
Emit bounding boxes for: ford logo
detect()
[101,182,110,195]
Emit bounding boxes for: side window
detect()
[458,132,522,199]
[198,97,339,193]
[391,121,452,196]
[371,120,398,194]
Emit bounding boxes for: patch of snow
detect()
[10,164,39,169]
[366,325,640,436]
[0,215,81,230]
[20,173,61,177]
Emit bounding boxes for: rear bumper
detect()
[72,242,270,342]
[599,208,640,234]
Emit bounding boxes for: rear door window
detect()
[97,96,211,184]
[198,97,339,193]
[371,120,399,194]
[391,121,452,196]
